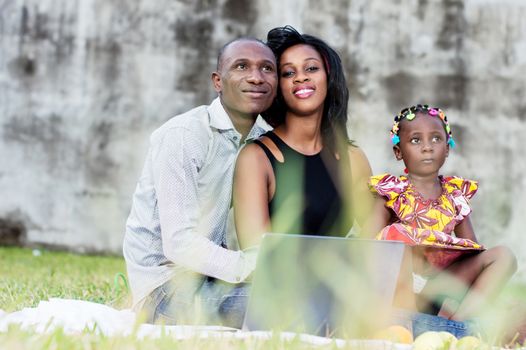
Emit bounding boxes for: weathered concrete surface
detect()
[342,0,526,283]
[0,1,525,280]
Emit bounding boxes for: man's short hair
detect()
[216,37,268,71]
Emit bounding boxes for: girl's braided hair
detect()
[390,104,456,148]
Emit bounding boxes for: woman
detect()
[233,25,373,249]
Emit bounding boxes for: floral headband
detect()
[390,104,456,148]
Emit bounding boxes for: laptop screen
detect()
[242,234,411,338]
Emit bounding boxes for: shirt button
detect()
[236,276,241,282]
[233,136,238,141]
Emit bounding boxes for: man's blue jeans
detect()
[141,276,249,328]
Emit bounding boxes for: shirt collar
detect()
[208,97,273,140]
[247,116,272,142]
[208,97,235,131]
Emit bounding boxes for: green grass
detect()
[0,246,129,312]
[1,246,525,349]
[0,247,343,349]
[0,327,340,350]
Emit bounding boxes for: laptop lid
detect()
[242,234,410,338]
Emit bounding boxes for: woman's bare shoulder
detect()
[347,144,370,163]
[237,141,275,173]
[241,135,283,163]
[238,142,267,162]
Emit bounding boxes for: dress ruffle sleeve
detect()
[369,174,410,215]
[368,173,408,200]
[443,176,478,221]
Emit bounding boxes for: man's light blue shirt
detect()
[123,97,270,308]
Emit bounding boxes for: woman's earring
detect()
[404,168,409,174]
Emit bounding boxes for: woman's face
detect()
[278,44,328,118]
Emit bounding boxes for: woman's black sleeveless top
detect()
[253,131,348,236]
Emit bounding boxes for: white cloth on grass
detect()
[0,298,135,336]
[0,298,413,349]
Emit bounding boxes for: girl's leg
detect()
[445,246,516,320]
[419,246,517,320]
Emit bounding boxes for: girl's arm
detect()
[348,145,373,228]
[454,215,478,242]
[233,143,272,249]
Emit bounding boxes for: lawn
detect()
[0,247,341,349]
[0,246,129,312]
[1,246,525,349]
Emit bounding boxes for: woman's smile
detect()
[293,85,316,98]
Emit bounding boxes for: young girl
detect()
[365,104,517,321]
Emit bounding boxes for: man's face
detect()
[212,40,277,122]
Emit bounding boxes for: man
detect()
[123,38,277,327]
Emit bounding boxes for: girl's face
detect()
[394,112,449,177]
[278,44,327,118]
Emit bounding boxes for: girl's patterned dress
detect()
[369,174,485,271]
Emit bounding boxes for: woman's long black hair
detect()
[262,25,351,155]
[263,25,355,232]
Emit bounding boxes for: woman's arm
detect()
[233,143,273,249]
[362,196,391,238]
[347,146,395,237]
[454,215,478,242]
[347,146,373,229]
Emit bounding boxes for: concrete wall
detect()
[0,0,524,279]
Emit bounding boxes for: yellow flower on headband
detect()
[406,112,415,120]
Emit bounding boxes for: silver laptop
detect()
[242,234,412,338]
